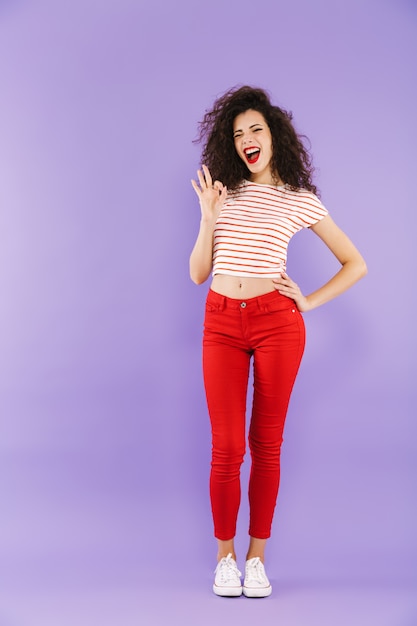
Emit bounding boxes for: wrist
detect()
[200,217,217,229]
[303,295,318,312]
[297,295,313,312]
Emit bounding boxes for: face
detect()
[233,109,274,184]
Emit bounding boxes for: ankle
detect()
[217,538,236,562]
[217,551,236,562]
[246,554,264,563]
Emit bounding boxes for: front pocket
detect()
[264,295,297,314]
[205,291,226,313]
[205,303,222,313]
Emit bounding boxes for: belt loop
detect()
[257,296,266,313]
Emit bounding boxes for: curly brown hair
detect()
[195,85,318,195]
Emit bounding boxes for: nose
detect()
[242,135,254,146]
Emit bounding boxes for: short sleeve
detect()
[296,191,328,228]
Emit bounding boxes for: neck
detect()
[249,167,282,186]
[250,173,283,186]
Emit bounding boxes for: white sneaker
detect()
[243,557,272,597]
[213,553,243,597]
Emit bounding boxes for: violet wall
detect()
[0,0,415,624]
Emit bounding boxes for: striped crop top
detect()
[212,180,328,278]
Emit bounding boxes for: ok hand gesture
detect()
[191,164,227,224]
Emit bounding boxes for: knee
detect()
[249,433,283,467]
[212,437,246,471]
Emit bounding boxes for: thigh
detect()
[203,339,251,451]
[250,311,305,438]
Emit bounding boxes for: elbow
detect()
[190,267,210,285]
[358,258,368,279]
[344,254,367,281]
[190,274,205,285]
[189,256,212,285]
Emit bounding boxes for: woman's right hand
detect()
[191,164,227,224]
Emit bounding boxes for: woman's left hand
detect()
[272,273,311,312]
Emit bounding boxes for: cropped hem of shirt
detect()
[212,180,328,278]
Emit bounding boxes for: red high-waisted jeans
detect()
[203,288,305,540]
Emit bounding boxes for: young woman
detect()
[190,86,367,598]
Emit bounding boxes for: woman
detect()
[189,86,367,598]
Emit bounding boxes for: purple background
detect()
[0,0,415,624]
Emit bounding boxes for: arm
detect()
[189,220,217,285]
[272,214,367,312]
[189,165,227,285]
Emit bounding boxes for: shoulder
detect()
[283,187,328,226]
[296,187,326,210]
[286,186,324,205]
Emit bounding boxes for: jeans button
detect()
[240,302,247,308]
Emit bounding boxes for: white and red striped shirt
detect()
[212,180,328,278]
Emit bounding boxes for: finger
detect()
[281,274,294,286]
[191,179,202,197]
[197,169,207,189]
[213,180,223,191]
[274,277,289,287]
[282,273,296,288]
[202,164,212,188]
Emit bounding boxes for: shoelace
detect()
[245,557,268,584]
[215,554,242,583]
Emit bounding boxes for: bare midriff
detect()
[210,274,277,300]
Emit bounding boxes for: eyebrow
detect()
[233,123,263,135]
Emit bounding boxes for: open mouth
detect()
[244,147,261,164]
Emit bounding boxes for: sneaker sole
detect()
[243,585,272,598]
[213,584,243,597]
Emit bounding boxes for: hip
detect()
[204,288,305,348]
